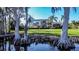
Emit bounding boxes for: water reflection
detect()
[74,44,79,51]
[1,41,79,51]
[27,43,58,51]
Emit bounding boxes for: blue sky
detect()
[28,7,79,22]
[28,7,52,19]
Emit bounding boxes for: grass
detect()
[28,29,79,37]
[11,29,79,37]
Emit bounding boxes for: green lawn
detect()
[28,29,79,37]
[11,29,79,37]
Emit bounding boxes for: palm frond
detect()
[51,7,61,14]
[72,7,77,13]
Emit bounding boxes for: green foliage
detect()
[70,20,79,29]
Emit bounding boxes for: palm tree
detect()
[51,7,76,50]
[48,15,58,22]
[48,15,58,28]
[61,15,64,22]
[58,7,72,50]
[60,15,64,27]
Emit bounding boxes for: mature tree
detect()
[12,8,20,41]
[0,7,11,50]
[24,7,32,41]
[11,7,25,51]
[51,7,77,50]
[24,7,28,41]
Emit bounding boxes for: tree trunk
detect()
[24,8,28,41]
[60,7,69,42]
[23,7,28,51]
[3,14,6,51]
[13,8,20,51]
[6,15,10,33]
[57,7,75,50]
[14,8,20,40]
[8,15,10,33]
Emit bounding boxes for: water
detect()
[5,41,15,51]
[27,43,58,51]
[27,43,79,51]
[1,42,79,51]
[74,43,79,51]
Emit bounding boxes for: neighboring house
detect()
[32,22,40,28]
[30,20,41,28]
[30,19,48,28]
[29,18,62,28]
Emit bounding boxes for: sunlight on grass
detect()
[28,29,79,36]
[11,29,79,36]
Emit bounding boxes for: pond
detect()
[1,41,79,51]
[27,43,58,51]
[74,44,79,51]
[27,43,79,51]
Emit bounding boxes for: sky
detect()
[28,7,79,22]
